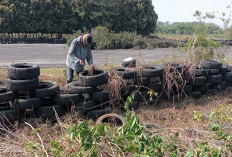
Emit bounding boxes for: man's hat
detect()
[87,35,93,46]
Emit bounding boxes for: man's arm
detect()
[87,49,93,66]
[68,39,80,63]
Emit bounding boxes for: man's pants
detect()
[66,65,79,82]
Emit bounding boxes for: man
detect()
[66,34,94,83]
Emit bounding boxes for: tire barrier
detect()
[1,60,231,126]
[0,37,67,44]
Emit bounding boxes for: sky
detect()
[152,0,231,27]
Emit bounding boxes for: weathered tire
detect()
[0,109,19,124]
[14,98,42,110]
[193,76,205,85]
[148,83,162,92]
[183,85,192,94]
[75,101,97,112]
[7,63,40,80]
[96,113,126,126]
[190,91,202,99]
[34,82,60,98]
[88,108,112,119]
[206,89,217,95]
[191,67,209,77]
[194,83,211,93]
[220,65,228,74]
[134,91,148,102]
[112,67,137,80]
[68,81,94,94]
[90,91,109,101]
[35,105,64,119]
[206,74,222,84]
[119,101,139,110]
[200,60,222,69]
[52,94,81,106]
[0,88,16,103]
[134,77,149,86]
[79,69,108,87]
[121,85,136,97]
[165,62,183,73]
[141,65,164,78]
[208,69,220,75]
[222,72,232,82]
[5,78,39,91]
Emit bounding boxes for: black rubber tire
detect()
[194,83,211,93]
[165,62,183,73]
[112,67,137,80]
[88,108,111,119]
[7,63,40,80]
[206,89,217,95]
[208,69,220,75]
[119,101,139,110]
[5,78,39,91]
[134,91,148,102]
[193,76,205,85]
[79,69,108,87]
[68,81,94,94]
[190,91,202,99]
[134,77,149,86]
[169,93,184,101]
[148,83,162,92]
[0,88,16,103]
[141,65,164,78]
[220,81,227,89]
[90,91,109,101]
[222,72,232,82]
[75,101,97,112]
[51,94,81,106]
[0,109,19,124]
[191,67,209,77]
[35,105,64,119]
[200,60,222,69]
[183,85,192,94]
[121,85,136,97]
[96,113,125,126]
[14,98,42,110]
[220,65,228,75]
[34,82,60,98]
[206,74,222,84]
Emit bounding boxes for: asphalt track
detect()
[0,44,231,68]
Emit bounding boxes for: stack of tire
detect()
[140,65,164,104]
[4,63,40,122]
[68,69,111,119]
[111,67,139,110]
[0,37,67,44]
[0,86,18,125]
[3,63,63,122]
[161,62,191,101]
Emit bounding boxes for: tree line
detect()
[0,0,158,37]
[155,21,221,34]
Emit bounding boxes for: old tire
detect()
[88,108,112,119]
[68,81,94,94]
[14,98,42,110]
[52,94,81,106]
[90,91,109,101]
[0,88,16,103]
[141,65,164,78]
[7,63,40,80]
[35,105,64,119]
[5,78,39,91]
[206,74,222,84]
[75,101,97,112]
[79,69,108,87]
[34,82,60,98]
[96,113,126,126]
[200,60,222,69]
[112,67,137,80]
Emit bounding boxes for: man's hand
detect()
[79,60,84,65]
[90,65,94,69]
